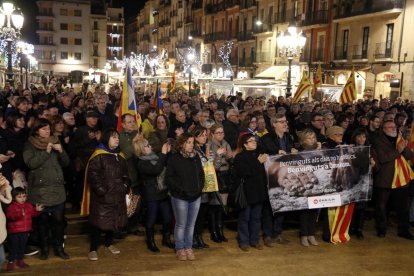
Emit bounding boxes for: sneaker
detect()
[16,259,30,268]
[185,249,195,261]
[105,245,120,254]
[301,236,309,247]
[176,249,187,261]
[24,246,39,256]
[307,235,319,246]
[88,251,98,261]
[7,262,15,272]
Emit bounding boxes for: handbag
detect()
[202,161,219,193]
[126,189,141,218]
[228,178,247,210]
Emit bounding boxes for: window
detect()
[74,10,82,16]
[94,58,98,67]
[60,9,67,16]
[60,23,68,30]
[94,21,98,29]
[74,38,82,45]
[74,24,82,31]
[74,52,82,60]
[342,30,349,59]
[385,23,393,57]
[61,52,68,59]
[60,37,68,44]
[362,27,369,59]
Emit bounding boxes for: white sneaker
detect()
[105,245,120,254]
[88,251,98,261]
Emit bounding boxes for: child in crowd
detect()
[6,187,44,272]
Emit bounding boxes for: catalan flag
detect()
[151,84,164,114]
[312,63,322,98]
[292,73,313,103]
[117,64,141,132]
[391,133,414,189]
[339,70,356,104]
[408,123,414,165]
[328,203,355,244]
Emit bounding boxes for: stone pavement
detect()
[6,222,414,276]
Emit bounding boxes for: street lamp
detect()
[276,23,306,98]
[186,52,195,95]
[0,2,24,86]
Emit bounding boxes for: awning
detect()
[255,65,288,79]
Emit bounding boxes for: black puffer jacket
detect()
[166,152,204,201]
[137,153,169,202]
[87,150,130,231]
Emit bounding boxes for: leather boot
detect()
[146,227,160,253]
[161,225,175,249]
[39,237,49,260]
[192,234,203,249]
[217,211,228,242]
[54,245,70,259]
[198,234,209,248]
[208,211,222,243]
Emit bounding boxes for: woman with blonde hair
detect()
[134,138,173,252]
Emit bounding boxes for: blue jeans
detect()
[0,244,5,271]
[171,196,201,250]
[262,200,284,238]
[238,203,263,247]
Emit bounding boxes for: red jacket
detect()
[6,201,40,234]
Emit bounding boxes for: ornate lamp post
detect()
[0,2,24,85]
[276,24,306,98]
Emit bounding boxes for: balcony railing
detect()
[37,27,54,32]
[192,1,203,10]
[335,0,403,19]
[240,0,255,10]
[312,48,324,61]
[176,40,192,48]
[299,49,310,62]
[273,9,297,24]
[190,29,202,38]
[374,42,393,59]
[301,10,328,26]
[352,45,368,59]
[256,52,272,63]
[237,31,254,41]
[253,23,272,34]
[226,0,241,9]
[334,45,348,60]
[38,12,54,17]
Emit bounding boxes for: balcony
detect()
[226,0,241,9]
[301,10,328,26]
[334,45,348,60]
[253,23,272,34]
[190,29,202,38]
[239,59,254,67]
[255,52,272,63]
[240,0,256,10]
[185,17,193,24]
[170,10,178,17]
[312,48,324,61]
[299,49,310,62]
[273,9,297,24]
[204,4,214,15]
[36,27,54,33]
[352,45,368,60]
[374,42,393,59]
[334,0,403,20]
[192,1,203,10]
[238,31,254,41]
[37,12,54,18]
[176,40,192,48]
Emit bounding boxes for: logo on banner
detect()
[308,194,341,209]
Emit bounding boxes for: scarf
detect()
[138,152,159,165]
[28,135,59,150]
[180,150,196,158]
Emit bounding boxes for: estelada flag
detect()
[339,70,356,104]
[328,203,355,244]
[312,63,322,97]
[292,73,313,103]
[117,64,141,132]
[80,147,126,216]
[151,84,164,114]
[391,132,414,189]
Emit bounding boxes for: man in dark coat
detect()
[222,109,240,150]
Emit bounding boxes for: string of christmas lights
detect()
[218,41,233,78]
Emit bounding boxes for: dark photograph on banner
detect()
[265,146,373,213]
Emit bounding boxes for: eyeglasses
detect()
[144,144,152,148]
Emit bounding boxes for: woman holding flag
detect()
[82,129,130,261]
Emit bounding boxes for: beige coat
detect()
[0,184,12,244]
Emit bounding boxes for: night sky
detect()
[16,0,147,44]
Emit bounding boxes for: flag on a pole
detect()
[117,64,141,132]
[292,73,313,103]
[312,63,322,97]
[151,84,164,114]
[391,132,414,189]
[339,70,357,104]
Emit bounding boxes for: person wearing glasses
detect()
[233,133,268,251]
[258,113,297,247]
[373,120,414,240]
[309,113,327,143]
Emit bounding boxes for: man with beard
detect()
[373,120,414,240]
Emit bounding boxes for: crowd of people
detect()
[0,80,414,271]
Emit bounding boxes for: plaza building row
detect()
[129,0,414,100]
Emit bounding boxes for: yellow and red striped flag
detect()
[408,123,414,164]
[328,203,355,244]
[391,133,414,189]
[339,70,356,104]
[292,73,313,103]
[312,63,322,98]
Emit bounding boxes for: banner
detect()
[265,146,372,213]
